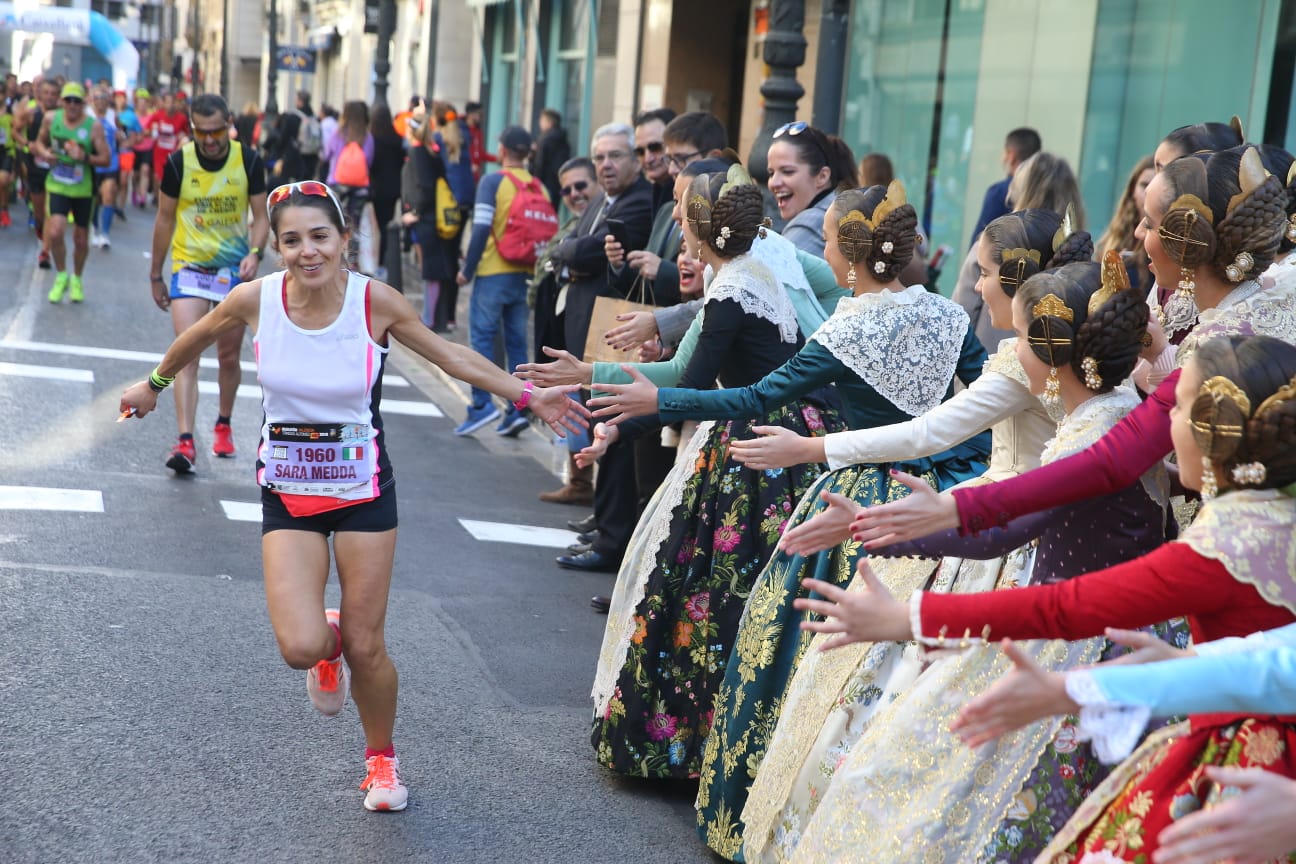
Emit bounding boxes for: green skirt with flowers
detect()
[592,397,842,779]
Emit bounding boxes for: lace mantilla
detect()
[1177,279,1296,365]
[1178,489,1296,615]
[705,252,800,344]
[1041,386,1169,508]
[1065,669,1152,764]
[1149,288,1199,342]
[809,284,969,416]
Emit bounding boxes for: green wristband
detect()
[148,366,175,393]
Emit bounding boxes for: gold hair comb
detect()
[1226,146,1270,216]
[1091,249,1130,315]
[1032,293,1074,323]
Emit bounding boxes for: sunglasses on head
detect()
[560,180,590,196]
[634,141,665,158]
[773,121,810,139]
[267,180,347,226]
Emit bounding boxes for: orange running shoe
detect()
[306,608,349,716]
[211,421,235,457]
[359,755,408,812]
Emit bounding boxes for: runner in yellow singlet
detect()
[149,93,269,474]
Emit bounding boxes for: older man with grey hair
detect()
[545,121,654,578]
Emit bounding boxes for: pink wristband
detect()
[513,380,534,412]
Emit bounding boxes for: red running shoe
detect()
[38,249,51,269]
[211,421,235,457]
[166,437,197,474]
[0,210,10,229]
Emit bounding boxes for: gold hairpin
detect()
[1254,375,1296,419]
[1032,293,1074,323]
[1090,249,1130,315]
[1190,375,1251,441]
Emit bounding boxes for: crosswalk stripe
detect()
[458,519,579,549]
[219,500,262,522]
[0,339,411,387]
[0,361,94,383]
[195,382,443,417]
[0,485,103,512]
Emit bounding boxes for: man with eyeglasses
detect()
[547,123,653,573]
[604,111,729,360]
[31,82,109,304]
[149,93,269,474]
[631,108,676,212]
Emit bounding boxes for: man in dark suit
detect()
[546,123,654,576]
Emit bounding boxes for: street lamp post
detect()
[373,0,397,107]
[747,0,807,185]
[219,0,229,97]
[267,0,279,112]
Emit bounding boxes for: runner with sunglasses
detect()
[120,179,589,812]
[766,120,858,257]
[149,93,268,473]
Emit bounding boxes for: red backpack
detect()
[492,171,559,267]
[334,140,370,188]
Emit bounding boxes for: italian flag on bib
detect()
[342,446,364,460]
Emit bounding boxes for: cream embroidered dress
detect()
[741,340,1055,864]
[784,387,1170,864]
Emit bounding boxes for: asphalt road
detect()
[0,209,715,863]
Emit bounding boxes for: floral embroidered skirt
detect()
[1039,716,1296,864]
[591,399,842,780]
[694,460,970,861]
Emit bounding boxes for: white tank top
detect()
[254,269,389,500]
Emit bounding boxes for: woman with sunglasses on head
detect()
[120,180,589,813]
[766,121,858,257]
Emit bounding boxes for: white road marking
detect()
[0,361,94,383]
[219,500,262,522]
[0,339,411,386]
[0,486,103,512]
[458,519,580,549]
[195,382,442,417]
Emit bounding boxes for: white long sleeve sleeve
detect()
[822,371,1035,470]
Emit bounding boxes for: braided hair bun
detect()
[830,182,919,281]
[980,209,1093,297]
[1015,259,1148,393]
[1191,335,1296,491]
[1257,145,1296,253]
[686,166,766,258]
[1156,146,1288,284]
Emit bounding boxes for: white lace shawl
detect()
[703,251,800,344]
[808,284,969,416]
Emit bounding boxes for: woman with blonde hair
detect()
[953,151,1086,353]
[1097,155,1156,298]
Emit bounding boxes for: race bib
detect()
[263,423,373,495]
[51,161,84,185]
[174,266,234,302]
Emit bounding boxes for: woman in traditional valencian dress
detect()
[799,333,1296,864]
[776,256,1168,863]
[588,182,989,857]
[587,167,845,779]
[736,209,1089,864]
[850,145,1296,579]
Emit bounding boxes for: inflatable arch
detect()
[1,2,140,93]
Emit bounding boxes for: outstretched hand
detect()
[119,381,160,420]
[586,365,658,425]
[1099,627,1193,667]
[850,471,960,549]
[950,639,1076,748]
[528,384,591,438]
[730,426,820,471]
[1154,767,1296,864]
[778,491,861,556]
[603,311,658,352]
[575,421,618,469]
[514,346,594,387]
[793,560,912,650]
